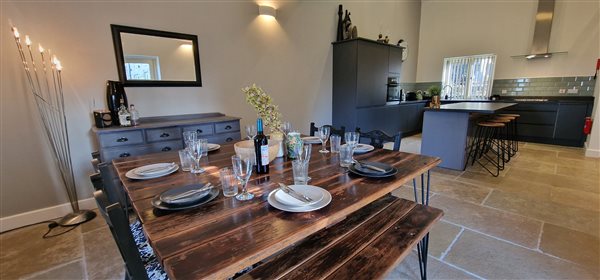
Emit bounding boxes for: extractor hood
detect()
[512,0,567,60]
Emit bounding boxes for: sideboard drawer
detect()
[102,145,149,162]
[182,124,214,136]
[146,127,181,143]
[148,140,183,153]
[98,131,144,148]
[207,132,241,144]
[215,121,240,134]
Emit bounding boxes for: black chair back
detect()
[98,162,129,208]
[309,122,346,137]
[355,128,402,151]
[94,190,149,280]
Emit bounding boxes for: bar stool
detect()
[497,113,520,155]
[488,116,514,165]
[465,121,505,177]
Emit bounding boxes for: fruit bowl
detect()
[234,140,280,164]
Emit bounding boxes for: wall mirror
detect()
[111,24,202,87]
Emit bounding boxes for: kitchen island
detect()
[421,102,516,170]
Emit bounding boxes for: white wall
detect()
[0,1,422,221]
[416,0,599,82]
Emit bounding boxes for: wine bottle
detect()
[106,81,127,126]
[254,118,269,174]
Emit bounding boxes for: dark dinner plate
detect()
[348,162,398,178]
[159,183,211,205]
[152,188,219,211]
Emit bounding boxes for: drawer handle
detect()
[119,152,131,157]
[225,125,232,130]
[160,133,170,138]
[226,137,233,142]
[116,137,128,142]
[161,147,172,152]
[196,129,203,134]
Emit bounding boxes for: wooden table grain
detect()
[113,144,441,279]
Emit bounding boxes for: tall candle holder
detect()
[10,26,96,226]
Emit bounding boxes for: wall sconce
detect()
[258,5,276,19]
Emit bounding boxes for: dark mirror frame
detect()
[110,24,202,87]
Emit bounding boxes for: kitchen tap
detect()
[443,85,453,100]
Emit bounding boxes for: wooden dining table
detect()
[112,143,441,279]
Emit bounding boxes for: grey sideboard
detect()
[92,112,241,163]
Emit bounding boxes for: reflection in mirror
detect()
[111,25,202,87]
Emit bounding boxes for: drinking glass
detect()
[219,167,239,197]
[292,160,309,185]
[187,139,205,174]
[232,155,254,201]
[182,131,198,147]
[178,149,193,172]
[339,144,354,167]
[318,126,331,153]
[245,125,257,140]
[295,143,311,163]
[344,132,360,149]
[330,135,341,153]
[199,138,209,157]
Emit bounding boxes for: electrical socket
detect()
[558,89,566,94]
[567,87,579,94]
[501,89,507,94]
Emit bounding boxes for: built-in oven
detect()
[387,76,402,104]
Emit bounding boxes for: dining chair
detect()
[309,122,346,137]
[98,162,130,209]
[355,128,402,151]
[93,190,169,280]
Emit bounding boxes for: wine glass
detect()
[282,122,292,136]
[318,126,331,153]
[232,155,254,201]
[245,125,257,140]
[295,143,312,163]
[182,131,198,148]
[187,139,205,174]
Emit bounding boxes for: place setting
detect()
[338,131,397,178]
[151,182,220,211]
[125,162,180,180]
[267,143,332,213]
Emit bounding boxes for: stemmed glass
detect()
[187,139,205,174]
[295,143,311,163]
[232,155,254,201]
[182,131,197,147]
[318,126,331,153]
[282,122,292,136]
[344,132,360,160]
[245,125,257,140]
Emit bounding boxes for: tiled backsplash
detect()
[402,76,596,97]
[492,76,595,96]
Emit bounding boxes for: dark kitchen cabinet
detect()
[554,103,589,142]
[332,38,407,134]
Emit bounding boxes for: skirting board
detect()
[584,142,600,158]
[0,198,96,233]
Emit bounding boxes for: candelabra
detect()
[10,26,95,226]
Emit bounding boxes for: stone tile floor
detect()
[1,136,598,279]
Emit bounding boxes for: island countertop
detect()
[425,102,517,113]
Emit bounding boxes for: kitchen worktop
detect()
[425,102,517,114]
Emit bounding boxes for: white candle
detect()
[38,44,44,53]
[25,35,31,46]
[55,60,62,71]
[12,27,19,39]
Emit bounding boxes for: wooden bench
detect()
[239,195,443,280]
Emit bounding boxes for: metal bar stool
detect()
[497,113,520,155]
[465,121,505,177]
[488,116,514,165]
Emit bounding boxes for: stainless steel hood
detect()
[512,0,567,60]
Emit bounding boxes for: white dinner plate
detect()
[268,186,331,213]
[341,143,375,154]
[126,164,179,180]
[274,185,324,207]
[207,143,220,152]
[133,163,177,177]
[301,136,321,144]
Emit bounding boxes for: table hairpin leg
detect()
[413,170,431,280]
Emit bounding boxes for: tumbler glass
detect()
[330,135,341,153]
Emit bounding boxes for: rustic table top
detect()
[113,144,440,279]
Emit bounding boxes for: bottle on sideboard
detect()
[129,104,140,126]
[118,98,131,127]
[254,118,269,174]
[106,80,128,126]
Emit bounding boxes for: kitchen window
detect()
[441,54,496,100]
